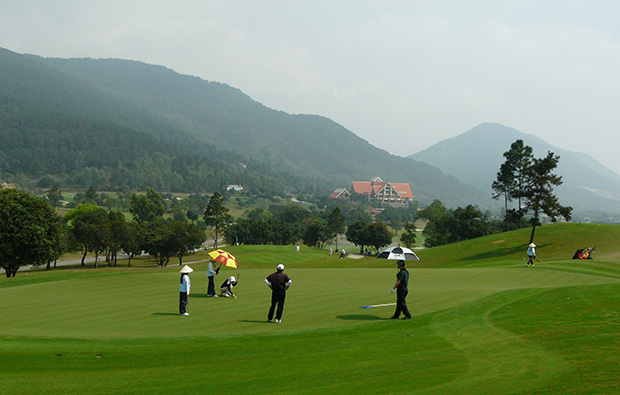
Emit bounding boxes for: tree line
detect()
[1,187,411,277]
[2,143,571,278]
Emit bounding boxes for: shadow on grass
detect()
[336,314,383,321]
[152,312,180,316]
[456,243,550,262]
[189,294,222,299]
[239,320,273,324]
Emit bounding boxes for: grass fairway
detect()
[1,224,619,394]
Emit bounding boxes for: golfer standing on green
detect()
[390,260,412,320]
[179,265,193,316]
[265,264,292,323]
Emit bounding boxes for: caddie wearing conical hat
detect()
[179,265,193,315]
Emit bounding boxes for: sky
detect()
[2,1,620,173]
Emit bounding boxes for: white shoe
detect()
[275,319,281,323]
[181,312,189,316]
[213,295,218,298]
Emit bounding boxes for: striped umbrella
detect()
[377,246,420,261]
[208,249,239,268]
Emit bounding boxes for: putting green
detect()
[2,266,617,339]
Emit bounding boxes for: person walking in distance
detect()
[265,264,292,323]
[527,243,536,266]
[390,260,412,320]
[179,265,193,316]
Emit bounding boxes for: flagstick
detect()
[360,303,396,309]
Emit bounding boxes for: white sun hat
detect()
[180,265,194,273]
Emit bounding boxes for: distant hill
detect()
[409,123,620,214]
[0,47,488,206]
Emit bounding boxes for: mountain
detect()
[409,123,620,214]
[0,47,488,206]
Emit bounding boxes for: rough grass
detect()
[1,223,619,394]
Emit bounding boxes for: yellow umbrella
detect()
[208,249,239,269]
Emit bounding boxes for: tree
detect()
[417,200,447,222]
[400,222,417,249]
[130,188,165,224]
[203,192,231,249]
[145,224,176,267]
[522,151,572,244]
[103,211,128,266]
[327,207,346,250]
[376,207,404,235]
[0,189,60,277]
[452,205,491,241]
[346,220,370,251]
[46,185,63,208]
[67,205,109,267]
[120,222,142,266]
[365,222,393,252]
[83,186,98,205]
[168,222,206,265]
[303,218,331,249]
[423,205,491,248]
[492,161,514,230]
[493,140,534,228]
[46,215,69,270]
[422,212,452,248]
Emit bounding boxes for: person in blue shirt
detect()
[207,260,220,297]
[179,265,193,315]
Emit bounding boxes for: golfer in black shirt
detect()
[390,260,412,320]
[265,264,292,323]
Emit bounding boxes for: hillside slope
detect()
[26,54,488,206]
[0,48,269,192]
[416,222,620,267]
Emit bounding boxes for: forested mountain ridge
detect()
[0,47,282,193]
[1,47,489,206]
[409,122,620,214]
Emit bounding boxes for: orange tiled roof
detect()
[350,181,374,194]
[390,183,414,198]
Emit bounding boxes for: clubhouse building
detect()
[329,177,414,206]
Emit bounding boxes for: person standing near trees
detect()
[179,265,193,315]
[265,264,292,323]
[390,260,412,320]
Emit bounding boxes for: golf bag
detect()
[572,247,595,260]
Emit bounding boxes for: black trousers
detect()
[392,287,411,318]
[207,276,216,296]
[179,292,188,314]
[268,291,286,320]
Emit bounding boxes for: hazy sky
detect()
[2,1,620,172]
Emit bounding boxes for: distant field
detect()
[1,223,619,394]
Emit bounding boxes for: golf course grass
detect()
[1,223,619,394]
